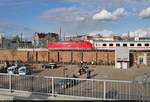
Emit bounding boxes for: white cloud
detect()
[41,7,85,22]
[122,28,150,37]
[139,7,150,19]
[65,0,150,11]
[92,8,128,21]
[112,8,128,19]
[93,9,113,20]
[89,29,114,37]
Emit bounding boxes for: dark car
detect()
[18,63,29,67]
[0,66,7,73]
[42,63,57,69]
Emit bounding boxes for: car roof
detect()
[19,67,26,70]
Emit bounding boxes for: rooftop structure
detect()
[32,32,59,48]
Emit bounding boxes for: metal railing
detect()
[0,73,150,100]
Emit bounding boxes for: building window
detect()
[145,43,149,47]
[103,44,107,46]
[137,43,142,46]
[123,43,127,47]
[109,44,113,46]
[130,43,134,46]
[116,44,120,47]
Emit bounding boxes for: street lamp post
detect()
[63,68,68,77]
[63,68,68,94]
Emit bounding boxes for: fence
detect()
[0,73,150,100]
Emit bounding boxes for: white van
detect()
[18,67,27,75]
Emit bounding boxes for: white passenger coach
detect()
[93,41,150,51]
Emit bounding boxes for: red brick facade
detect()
[0,50,147,65]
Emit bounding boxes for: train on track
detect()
[48,40,150,51]
[48,41,93,50]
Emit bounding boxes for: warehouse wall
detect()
[0,50,28,62]
[37,51,49,62]
[49,51,59,62]
[0,50,148,66]
[59,51,72,63]
[83,52,97,63]
[72,51,83,63]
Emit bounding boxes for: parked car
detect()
[18,67,28,75]
[18,63,29,68]
[0,66,7,73]
[42,63,57,69]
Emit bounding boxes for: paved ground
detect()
[0,63,150,100]
[31,64,150,81]
[0,89,94,100]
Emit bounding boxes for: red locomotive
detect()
[48,41,93,50]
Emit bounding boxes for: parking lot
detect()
[1,61,150,81]
[30,63,150,81]
[0,62,150,100]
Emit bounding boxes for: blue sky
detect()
[1,0,150,40]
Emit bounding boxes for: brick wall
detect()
[37,51,48,62]
[97,52,107,64]
[15,51,28,62]
[0,50,28,62]
[72,52,83,63]
[28,51,37,62]
[83,52,97,63]
[0,50,147,66]
[0,50,13,61]
[59,51,72,63]
[49,51,59,62]
[108,52,115,64]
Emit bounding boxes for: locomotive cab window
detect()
[130,43,134,46]
[116,44,120,47]
[109,44,113,46]
[145,43,149,46]
[103,44,107,46]
[137,43,142,46]
[123,43,127,47]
